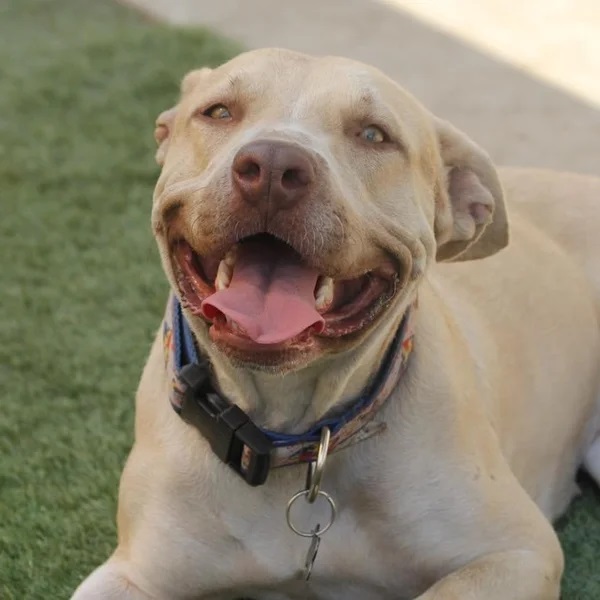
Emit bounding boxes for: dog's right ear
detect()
[154,107,177,166]
[154,67,213,166]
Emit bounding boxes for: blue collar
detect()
[163,295,414,485]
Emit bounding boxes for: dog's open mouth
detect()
[173,234,397,351]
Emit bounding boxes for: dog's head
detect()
[152,48,508,371]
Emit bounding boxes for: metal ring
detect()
[285,489,337,538]
[306,427,330,503]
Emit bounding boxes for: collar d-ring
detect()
[306,426,331,503]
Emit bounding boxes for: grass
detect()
[0,0,598,598]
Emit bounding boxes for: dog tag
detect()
[302,524,321,581]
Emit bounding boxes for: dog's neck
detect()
[198,299,412,434]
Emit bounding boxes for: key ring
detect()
[285,489,337,537]
[305,426,330,503]
[286,426,336,537]
[285,427,336,580]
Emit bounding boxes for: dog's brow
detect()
[356,89,377,107]
[226,73,242,91]
[349,88,408,150]
[205,73,245,104]
[351,87,389,121]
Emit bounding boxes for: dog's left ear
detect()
[154,67,213,166]
[433,119,509,262]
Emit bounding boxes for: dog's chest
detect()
[201,541,422,600]
[199,498,428,600]
[144,432,437,599]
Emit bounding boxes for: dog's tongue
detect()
[201,240,324,344]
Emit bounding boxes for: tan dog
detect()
[72,48,600,600]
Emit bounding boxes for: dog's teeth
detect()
[215,246,238,291]
[215,260,232,291]
[223,245,238,267]
[315,276,334,312]
[226,317,243,334]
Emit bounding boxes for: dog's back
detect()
[500,168,600,314]
[500,168,600,486]
[425,168,600,517]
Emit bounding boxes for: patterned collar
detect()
[162,293,415,486]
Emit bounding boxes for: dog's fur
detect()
[72,49,600,600]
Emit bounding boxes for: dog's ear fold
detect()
[154,107,177,166]
[154,67,213,166]
[433,119,509,262]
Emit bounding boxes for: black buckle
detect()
[178,363,273,486]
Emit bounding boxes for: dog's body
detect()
[73,50,600,600]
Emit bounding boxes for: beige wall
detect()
[124,0,600,176]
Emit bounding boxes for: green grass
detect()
[0,1,598,598]
[0,0,239,597]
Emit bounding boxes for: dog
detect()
[72,48,600,600]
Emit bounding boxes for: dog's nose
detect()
[232,141,315,214]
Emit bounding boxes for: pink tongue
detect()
[201,240,324,344]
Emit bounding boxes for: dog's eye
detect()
[203,104,232,120]
[359,125,387,143]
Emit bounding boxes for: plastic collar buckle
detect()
[178,363,273,486]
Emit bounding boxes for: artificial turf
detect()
[0,0,598,598]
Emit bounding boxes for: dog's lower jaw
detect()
[187,295,411,434]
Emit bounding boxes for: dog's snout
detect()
[232,141,315,214]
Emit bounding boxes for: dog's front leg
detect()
[414,549,562,600]
[71,560,154,600]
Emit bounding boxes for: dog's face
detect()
[152,48,508,371]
